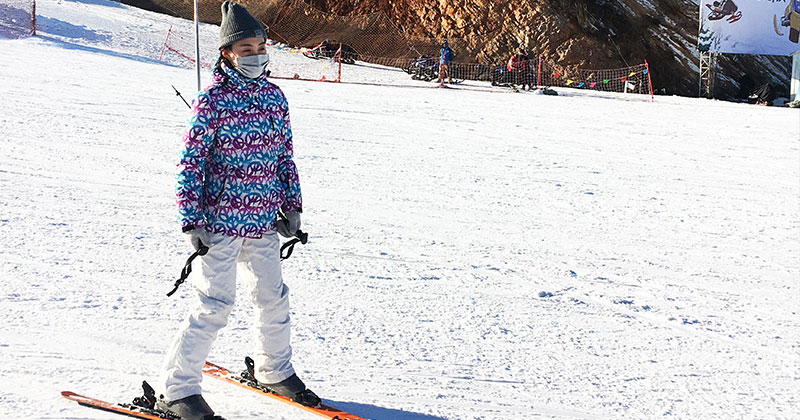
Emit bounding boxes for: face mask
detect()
[234,53,270,79]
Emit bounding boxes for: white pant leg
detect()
[161,232,242,401]
[239,232,295,384]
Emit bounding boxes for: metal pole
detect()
[697,0,704,97]
[645,59,654,102]
[30,0,36,35]
[698,53,704,97]
[193,0,201,91]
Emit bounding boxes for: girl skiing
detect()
[159,2,319,419]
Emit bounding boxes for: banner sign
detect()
[699,0,800,55]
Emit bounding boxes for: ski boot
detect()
[243,357,321,408]
[156,393,225,420]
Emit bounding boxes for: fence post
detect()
[645,59,654,102]
[438,59,445,88]
[159,25,173,62]
[537,56,542,88]
[30,0,36,35]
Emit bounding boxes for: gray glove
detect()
[185,228,205,251]
[277,212,301,238]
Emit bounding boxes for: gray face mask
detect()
[235,53,269,79]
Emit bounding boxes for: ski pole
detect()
[172,85,191,109]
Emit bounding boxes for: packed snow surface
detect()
[1,1,799,419]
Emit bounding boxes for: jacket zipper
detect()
[213,170,231,217]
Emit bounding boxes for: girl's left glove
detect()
[277,212,301,238]
[185,227,205,251]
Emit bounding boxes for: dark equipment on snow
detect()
[493,61,534,89]
[491,67,514,87]
[542,87,559,96]
[735,74,756,100]
[404,56,439,82]
[402,56,466,84]
[747,83,775,105]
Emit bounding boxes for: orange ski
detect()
[61,391,178,420]
[203,361,368,420]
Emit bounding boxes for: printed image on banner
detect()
[699,0,800,55]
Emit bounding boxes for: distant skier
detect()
[437,39,453,84]
[159,2,319,419]
[507,50,531,90]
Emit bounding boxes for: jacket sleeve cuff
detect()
[182,221,205,233]
[281,201,302,213]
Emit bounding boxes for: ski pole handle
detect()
[295,229,308,244]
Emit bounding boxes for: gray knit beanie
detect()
[218,1,266,50]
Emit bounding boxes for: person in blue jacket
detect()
[437,40,453,84]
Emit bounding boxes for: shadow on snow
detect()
[325,399,449,420]
[38,34,183,68]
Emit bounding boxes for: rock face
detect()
[304,0,791,99]
[126,0,792,99]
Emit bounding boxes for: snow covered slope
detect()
[1,1,799,419]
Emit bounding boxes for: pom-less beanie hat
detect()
[218,1,266,50]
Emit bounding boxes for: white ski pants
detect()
[161,231,295,401]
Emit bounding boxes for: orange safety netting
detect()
[145,0,653,95]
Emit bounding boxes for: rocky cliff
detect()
[304,0,791,99]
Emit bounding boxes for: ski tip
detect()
[203,360,223,369]
[61,391,97,405]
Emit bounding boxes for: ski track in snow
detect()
[1,0,800,419]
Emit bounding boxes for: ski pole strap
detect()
[280,230,308,260]
[167,241,209,297]
[280,238,301,260]
[277,211,308,260]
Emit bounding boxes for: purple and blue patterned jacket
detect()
[176,62,302,238]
